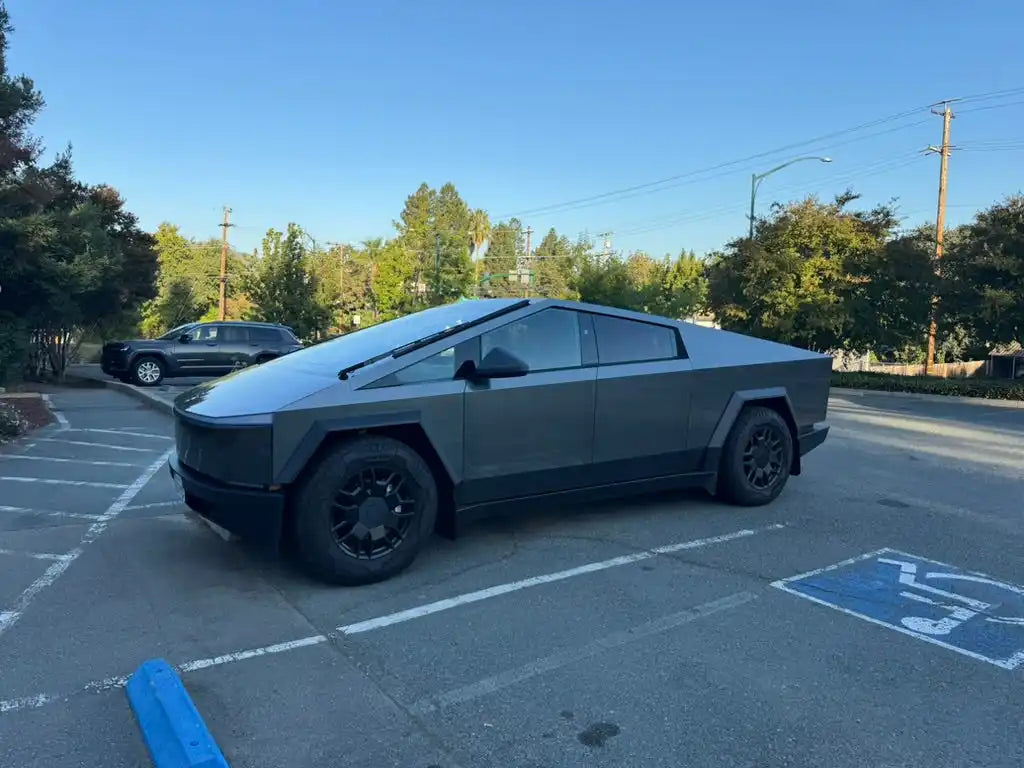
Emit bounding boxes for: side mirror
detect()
[179,334,191,344]
[460,347,529,381]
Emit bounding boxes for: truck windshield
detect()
[281,299,526,375]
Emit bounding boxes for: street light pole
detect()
[748,156,832,239]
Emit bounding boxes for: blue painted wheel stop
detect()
[126,658,230,768]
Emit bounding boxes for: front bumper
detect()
[101,355,130,375]
[798,422,830,456]
[168,451,285,548]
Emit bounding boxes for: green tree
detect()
[243,224,329,340]
[431,182,474,302]
[478,219,525,298]
[707,193,898,350]
[943,196,1024,350]
[531,228,577,298]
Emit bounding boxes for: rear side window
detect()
[219,326,249,343]
[591,314,681,365]
[250,327,284,343]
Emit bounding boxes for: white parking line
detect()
[339,524,783,635]
[408,590,759,715]
[0,455,141,468]
[63,428,172,441]
[0,505,104,522]
[41,395,69,430]
[0,477,129,489]
[33,438,160,453]
[0,448,173,640]
[124,500,183,511]
[0,549,71,562]
[0,522,782,714]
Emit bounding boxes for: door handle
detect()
[205,342,217,346]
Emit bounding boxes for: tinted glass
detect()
[219,326,249,343]
[481,308,581,372]
[386,347,456,385]
[250,327,283,343]
[592,314,679,364]
[278,299,523,373]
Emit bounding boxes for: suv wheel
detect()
[718,406,793,506]
[131,356,165,387]
[291,435,438,585]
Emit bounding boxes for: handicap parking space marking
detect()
[772,548,1024,670]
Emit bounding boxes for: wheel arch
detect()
[702,388,801,476]
[128,349,169,369]
[276,415,456,538]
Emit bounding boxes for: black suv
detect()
[101,321,303,387]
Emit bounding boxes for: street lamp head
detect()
[820,157,833,163]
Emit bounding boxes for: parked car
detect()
[168,298,832,585]
[101,321,303,386]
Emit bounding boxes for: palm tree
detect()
[469,209,491,260]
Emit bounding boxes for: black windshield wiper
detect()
[337,299,530,379]
[391,299,531,359]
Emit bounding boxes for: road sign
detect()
[773,548,1024,669]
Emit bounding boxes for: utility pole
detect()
[434,233,442,302]
[218,206,233,321]
[924,101,955,374]
[524,225,534,262]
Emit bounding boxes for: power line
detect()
[495,106,931,219]
[496,87,1024,222]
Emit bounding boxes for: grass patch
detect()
[832,371,1024,401]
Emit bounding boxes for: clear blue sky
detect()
[9,0,1024,257]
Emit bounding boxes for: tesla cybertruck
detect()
[169,298,831,584]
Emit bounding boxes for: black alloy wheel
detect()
[331,464,419,560]
[291,435,438,585]
[718,405,793,506]
[742,424,785,490]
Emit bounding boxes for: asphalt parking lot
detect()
[1,385,1023,767]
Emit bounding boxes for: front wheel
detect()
[131,356,165,387]
[291,436,438,585]
[718,406,793,506]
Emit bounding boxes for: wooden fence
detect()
[861,360,987,378]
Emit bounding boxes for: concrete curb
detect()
[126,659,230,768]
[830,386,1024,409]
[63,373,174,416]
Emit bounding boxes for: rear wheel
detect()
[131,356,165,387]
[718,406,792,506]
[291,435,438,585]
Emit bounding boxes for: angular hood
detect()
[174,355,343,419]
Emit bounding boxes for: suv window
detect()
[481,308,581,372]
[219,325,249,343]
[191,325,218,342]
[591,314,680,365]
[249,326,283,343]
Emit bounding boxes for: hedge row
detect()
[832,371,1024,401]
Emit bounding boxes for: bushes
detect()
[832,371,1024,401]
[0,400,26,439]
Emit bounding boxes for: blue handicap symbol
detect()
[773,549,1024,669]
